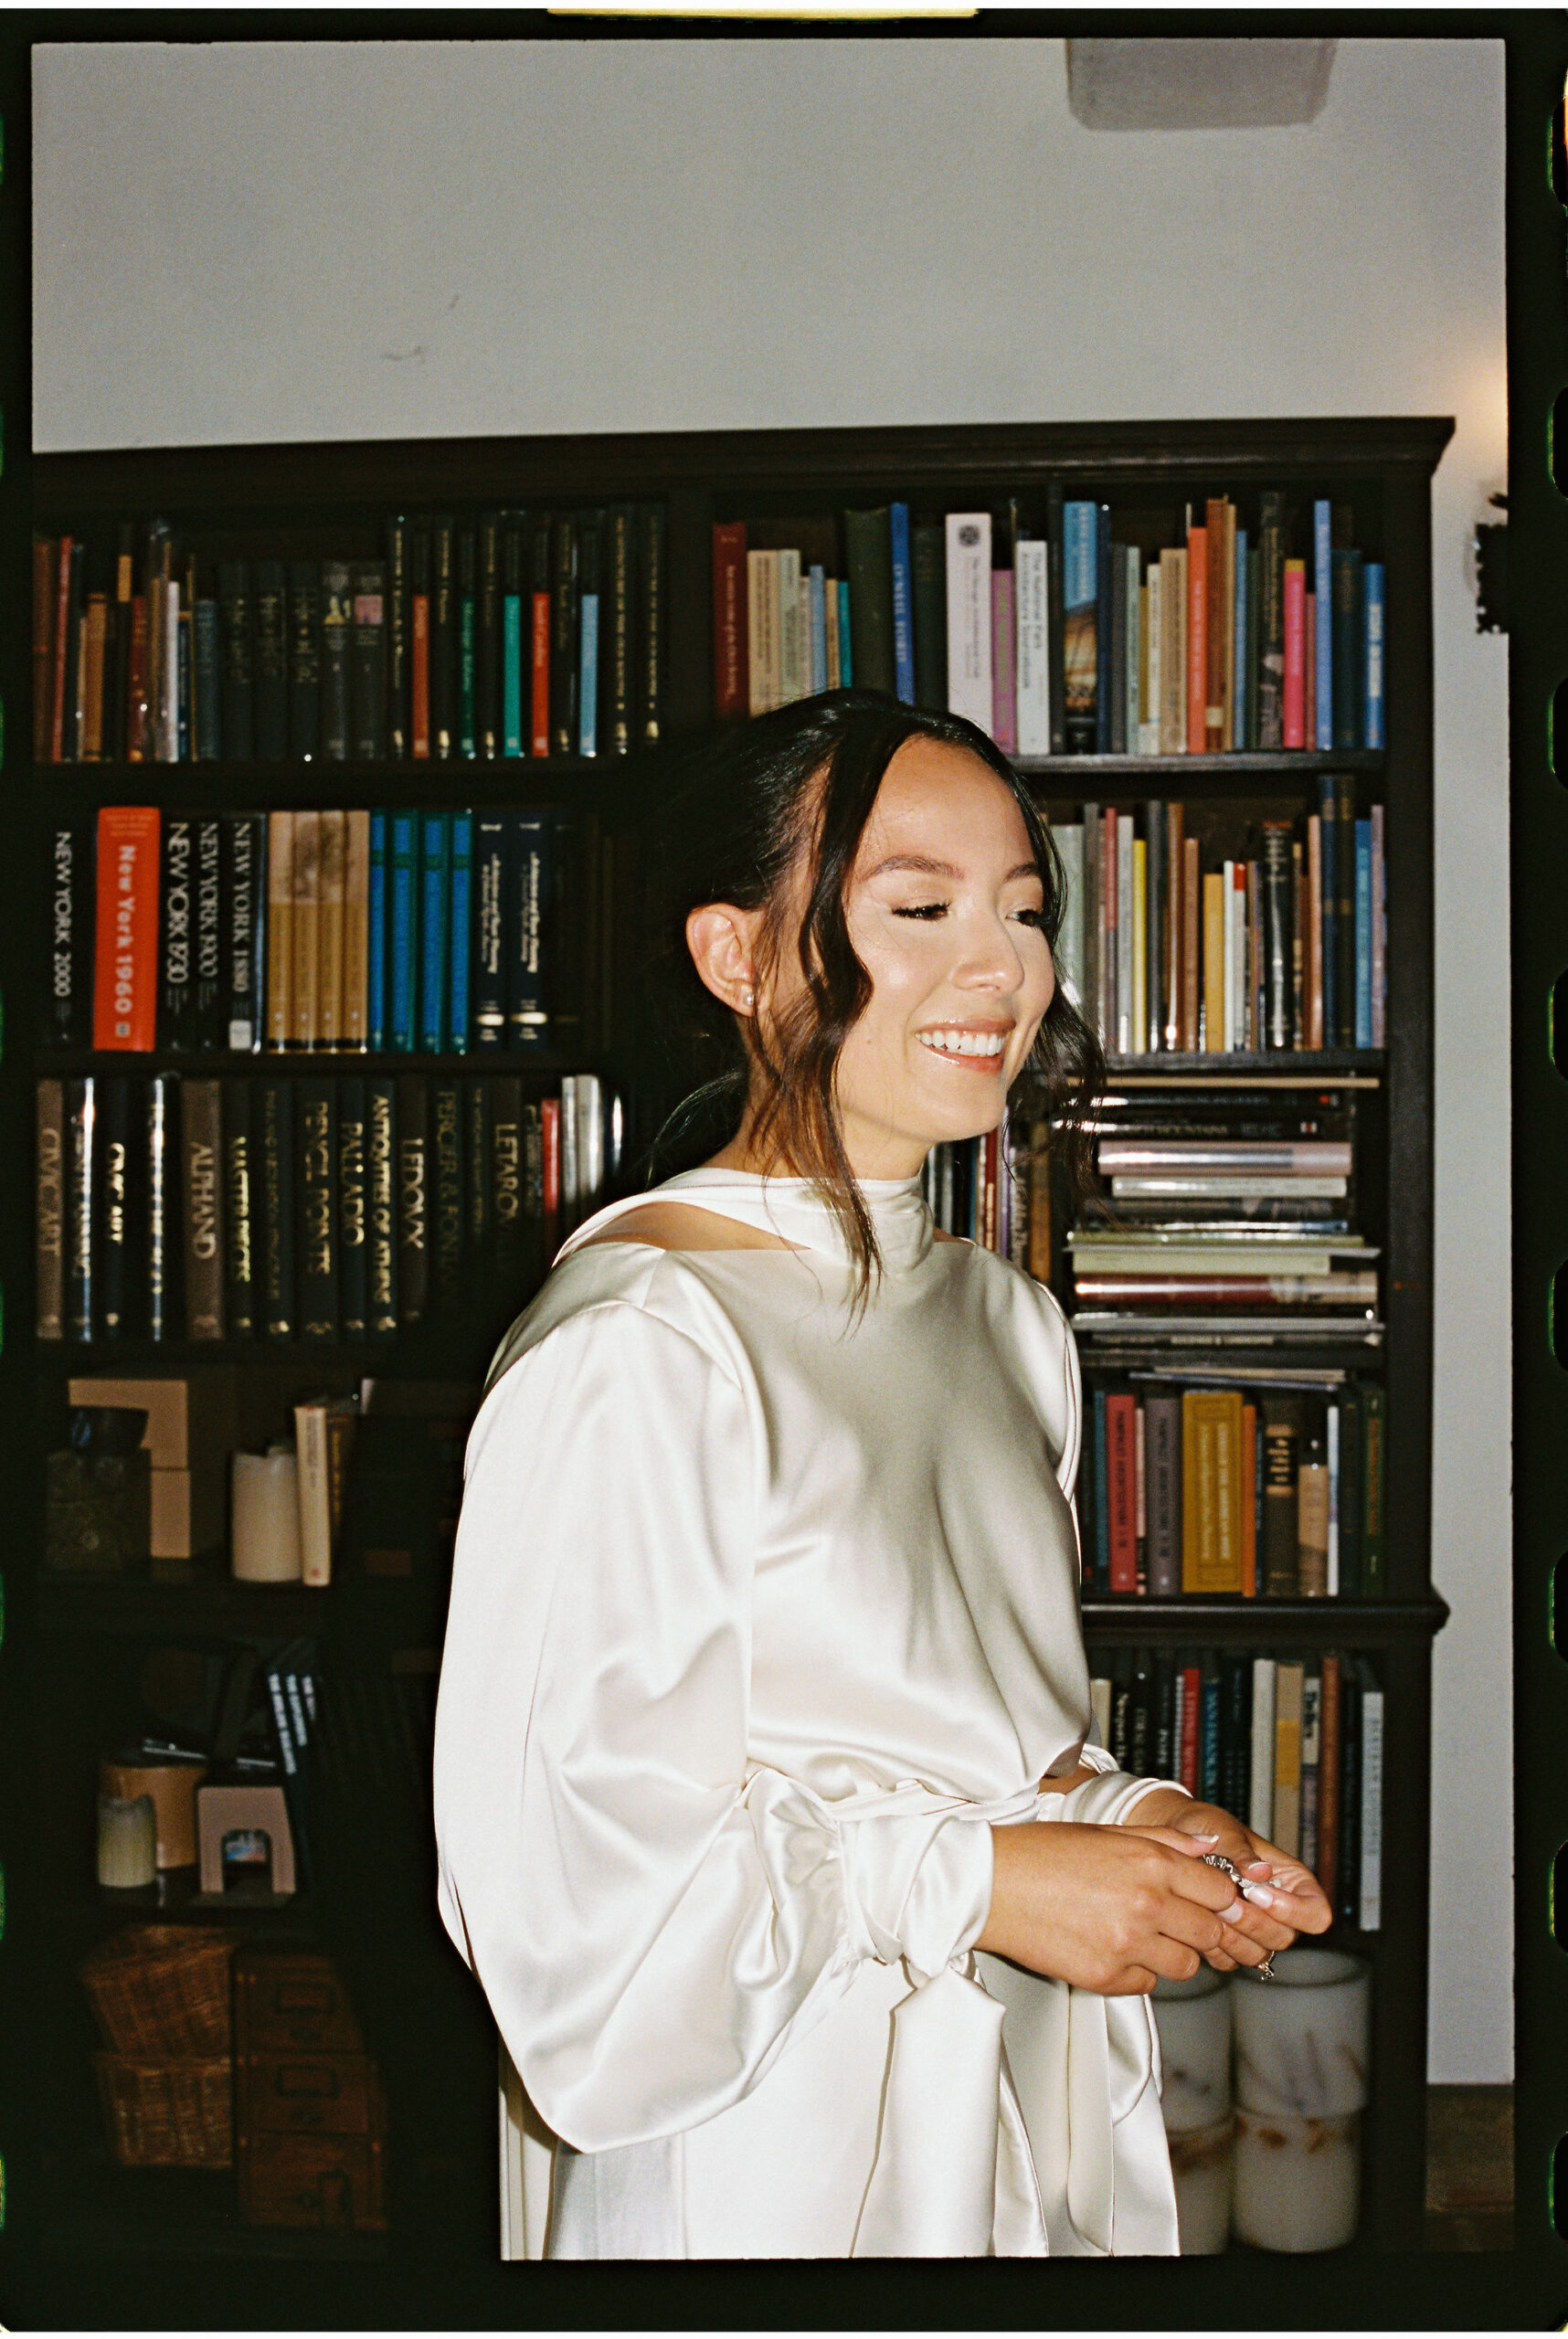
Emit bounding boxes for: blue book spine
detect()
[1200,1670,1222,1803]
[1317,774,1338,1046]
[837,581,853,685]
[890,502,915,704]
[1092,1388,1109,1589]
[448,811,473,1053]
[578,594,599,757]
[503,593,524,757]
[1095,504,1112,753]
[419,811,450,1053]
[194,601,221,760]
[367,810,388,1051]
[1354,819,1373,1047]
[808,566,828,693]
[389,810,418,1053]
[1314,498,1333,750]
[1362,562,1385,749]
[1245,533,1254,744]
[472,813,510,1049]
[509,810,553,1051]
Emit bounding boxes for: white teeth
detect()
[918,1029,1006,1058]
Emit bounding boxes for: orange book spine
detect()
[1242,1402,1258,1597]
[92,806,160,1051]
[1185,525,1207,755]
[411,594,430,759]
[531,592,551,757]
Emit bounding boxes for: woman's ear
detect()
[686,903,762,1018]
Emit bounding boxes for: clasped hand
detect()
[978,1794,1333,1995]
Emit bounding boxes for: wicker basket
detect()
[93,2052,233,2168]
[79,1925,240,2059]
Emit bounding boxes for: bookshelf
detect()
[12,416,1449,2304]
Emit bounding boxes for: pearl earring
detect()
[742,988,756,1011]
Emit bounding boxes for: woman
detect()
[433,691,1331,2260]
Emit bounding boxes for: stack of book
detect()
[921,1123,1054,1275]
[36,1068,615,1346]
[48,804,594,1058]
[712,491,1384,757]
[1050,788,1386,1055]
[33,506,666,766]
[1086,1644,1383,1930]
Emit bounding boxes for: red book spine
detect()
[92,805,160,1051]
[126,597,150,763]
[411,594,430,758]
[541,1095,561,1259]
[51,535,73,763]
[1185,525,1207,755]
[1282,562,1306,748]
[1106,1392,1139,1593]
[1179,1665,1201,1793]
[1303,592,1317,749]
[531,592,550,757]
[712,523,748,720]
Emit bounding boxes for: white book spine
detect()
[1248,1657,1277,1837]
[293,1402,333,1588]
[1090,1674,1113,1750]
[1125,545,1141,753]
[1359,1685,1384,1928]
[560,1072,579,1226]
[778,547,802,704]
[945,512,992,730]
[1014,540,1051,755]
[1055,823,1084,1008]
[1327,1401,1340,1594]
[1117,814,1134,1055]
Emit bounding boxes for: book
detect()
[43,816,90,1047]
[92,806,160,1052]
[433,1080,463,1305]
[419,812,450,1053]
[338,1078,368,1341]
[844,507,895,696]
[318,809,346,1050]
[344,810,371,1053]
[260,1077,296,1340]
[1298,1416,1330,1596]
[320,557,352,760]
[458,525,477,757]
[265,811,294,1051]
[639,503,665,745]
[290,810,323,1050]
[912,522,947,715]
[550,513,578,759]
[1261,1394,1303,1596]
[431,516,456,759]
[1181,1389,1245,1593]
[531,513,551,757]
[351,560,388,760]
[367,1077,398,1338]
[180,1078,226,1341]
[192,818,225,1050]
[889,502,915,704]
[387,517,409,760]
[476,514,501,760]
[1362,1384,1386,1594]
[410,524,430,759]
[1106,1391,1139,1593]
[159,818,194,1046]
[146,1077,171,1341]
[509,811,551,1051]
[1144,1392,1182,1597]
[1358,1660,1384,1929]
[502,513,524,756]
[1363,562,1386,750]
[1248,1656,1277,1837]
[606,505,634,756]
[222,1077,257,1340]
[388,810,418,1053]
[297,1076,339,1342]
[473,814,510,1050]
[448,811,473,1053]
[367,811,388,1051]
[712,522,748,720]
[36,1079,64,1339]
[1313,500,1333,750]
[96,1076,132,1340]
[397,1074,429,1325]
[578,511,602,757]
[288,559,322,761]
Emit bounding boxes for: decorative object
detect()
[196,1782,296,1898]
[78,1924,240,2059]
[99,1753,208,1870]
[1152,1966,1233,2133]
[95,1793,156,1889]
[92,2053,233,2168]
[1167,2113,1234,2256]
[45,1407,151,1574]
[1230,1946,1371,2249]
[231,1445,303,1583]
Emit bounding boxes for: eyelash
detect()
[892,903,1046,927]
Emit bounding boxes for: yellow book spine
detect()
[1202,872,1226,1054]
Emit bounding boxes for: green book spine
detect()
[843,506,895,695]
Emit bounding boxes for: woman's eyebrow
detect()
[864,854,1042,882]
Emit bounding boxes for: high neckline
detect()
[557,1168,937,1275]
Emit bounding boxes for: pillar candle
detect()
[1233,1945,1371,2120]
[1168,2112,1234,2255]
[96,1793,156,1889]
[1233,2106,1361,2252]
[1153,1967,1233,2133]
[231,1445,303,1583]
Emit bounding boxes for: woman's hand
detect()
[1119,1788,1334,1974]
[977,1819,1256,1995]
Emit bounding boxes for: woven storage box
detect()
[79,1925,240,2059]
[93,2052,233,2168]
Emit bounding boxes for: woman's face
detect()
[812,737,1055,1179]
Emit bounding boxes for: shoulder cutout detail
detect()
[574,1201,802,1255]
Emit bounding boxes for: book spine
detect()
[410,525,430,759]
[293,1404,333,1588]
[944,512,992,734]
[1337,1671,1362,1923]
[387,516,408,760]
[33,536,55,762]
[320,557,352,759]
[431,516,456,759]
[477,513,502,759]
[288,559,321,760]
[290,809,322,1051]
[265,810,294,1051]
[419,811,450,1053]
[389,810,418,1053]
[465,1073,491,1255]
[1358,1671,1383,1929]
[607,506,634,755]
[509,812,551,1050]
[1261,1398,1301,1596]
[343,809,370,1053]
[180,1076,226,1339]
[503,513,525,755]
[1370,802,1387,1047]
[252,558,287,759]
[1143,1394,1182,1596]
[146,1075,171,1341]
[459,530,478,756]
[1363,562,1385,750]
[640,503,665,745]
[1204,496,1228,754]
[551,515,579,759]
[1316,1653,1341,1900]
[1313,500,1333,750]
[260,1076,295,1339]
[1362,1385,1386,1595]
[1318,775,1339,1048]
[222,1075,256,1339]
[1014,537,1050,757]
[449,810,473,1053]
[43,817,90,1047]
[844,507,895,698]
[491,1074,524,1280]
[473,814,510,1049]
[1354,819,1373,1047]
[1248,1656,1277,1837]
[912,522,947,715]
[434,1078,463,1305]
[338,1076,368,1340]
[160,816,194,1049]
[93,806,161,1052]
[298,1074,339,1341]
[352,560,388,760]
[217,558,255,761]
[1093,505,1113,754]
[367,1076,399,1336]
[1106,1392,1138,1593]
[36,1078,64,1339]
[397,1073,429,1325]
[991,569,1016,755]
[89,1074,128,1340]
[193,817,224,1049]
[889,502,916,704]
[367,810,388,1052]
[1257,491,1285,748]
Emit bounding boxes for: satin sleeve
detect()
[432,1298,991,2154]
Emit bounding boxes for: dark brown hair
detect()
[641,689,1105,1291]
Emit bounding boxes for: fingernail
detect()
[1192,1833,1221,1843]
[1220,1899,1245,1923]
[1240,1881,1280,1907]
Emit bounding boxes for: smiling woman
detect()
[431,691,1330,2260]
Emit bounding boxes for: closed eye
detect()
[892,902,948,921]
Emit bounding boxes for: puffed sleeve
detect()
[435,1298,928,2154]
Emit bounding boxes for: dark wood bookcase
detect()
[7,416,1450,2309]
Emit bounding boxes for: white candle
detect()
[231,1446,303,1583]
[1153,1967,1233,2134]
[97,1793,156,1889]
[1233,1945,1371,2120]
[1233,2106,1361,2251]
[1168,2112,1234,2255]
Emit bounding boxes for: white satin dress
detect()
[432,1169,1185,2259]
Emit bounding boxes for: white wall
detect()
[33,35,1510,2080]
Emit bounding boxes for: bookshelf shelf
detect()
[10,414,1448,2286]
